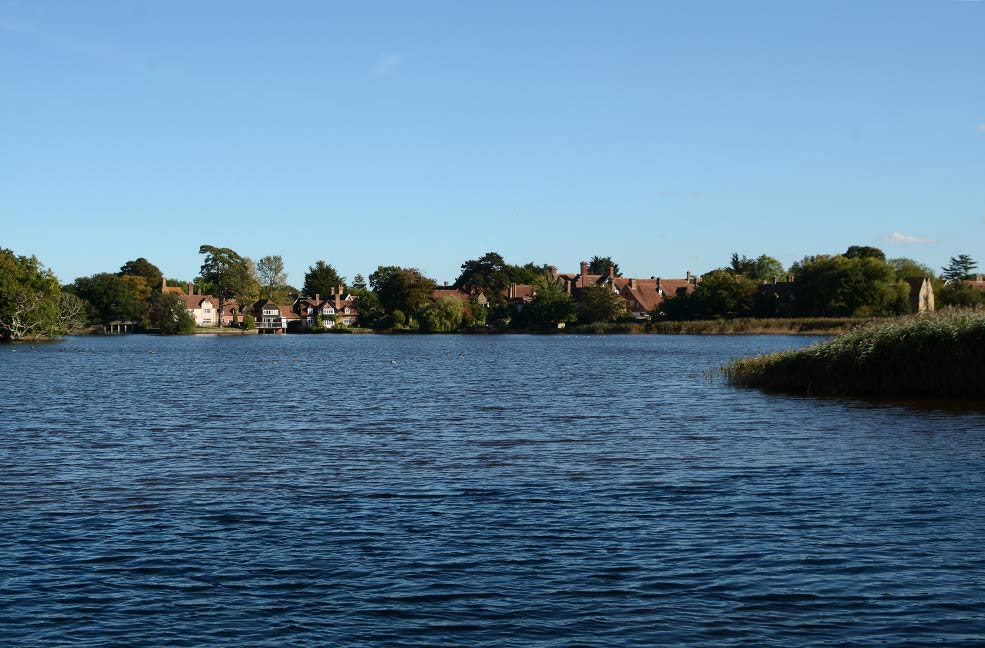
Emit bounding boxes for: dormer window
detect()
[344,307,350,314]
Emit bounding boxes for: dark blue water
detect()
[2,334,984,647]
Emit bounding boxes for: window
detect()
[344,307,350,314]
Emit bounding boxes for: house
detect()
[904,278,935,313]
[293,286,359,329]
[963,275,985,293]
[251,299,299,333]
[176,282,219,326]
[553,261,698,318]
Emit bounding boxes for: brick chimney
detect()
[686,271,691,283]
[315,293,320,303]
[608,265,615,281]
[187,282,194,296]
[629,278,636,288]
[509,283,517,299]
[580,260,588,287]
[334,286,342,309]
[161,277,167,291]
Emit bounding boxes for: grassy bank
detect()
[566,318,862,336]
[723,310,985,398]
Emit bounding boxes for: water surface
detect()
[2,334,984,646]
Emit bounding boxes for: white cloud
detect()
[977,123,985,132]
[885,232,934,244]
[372,53,401,77]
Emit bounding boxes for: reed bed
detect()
[567,318,860,336]
[723,310,985,397]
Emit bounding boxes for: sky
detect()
[2,0,984,286]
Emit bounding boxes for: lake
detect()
[2,334,984,646]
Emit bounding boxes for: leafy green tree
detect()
[303,260,346,297]
[942,254,978,283]
[588,255,621,277]
[844,245,887,262]
[728,253,785,282]
[658,270,756,320]
[419,296,465,332]
[199,245,256,327]
[576,285,625,323]
[119,257,163,290]
[68,273,145,323]
[464,295,488,327]
[890,257,935,279]
[505,262,552,285]
[242,313,256,330]
[791,255,908,317]
[257,255,287,300]
[351,274,367,290]
[455,252,509,305]
[0,248,62,341]
[526,282,576,328]
[369,265,400,291]
[149,292,196,334]
[376,268,437,315]
[938,282,985,308]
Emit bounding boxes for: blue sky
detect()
[2,0,984,285]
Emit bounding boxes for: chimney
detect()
[978,275,983,283]
[608,265,615,280]
[580,260,588,287]
[686,271,691,283]
[161,277,167,291]
[629,278,636,288]
[656,277,662,290]
[315,293,320,303]
[188,282,194,296]
[334,286,342,309]
[444,281,449,286]
[509,283,517,299]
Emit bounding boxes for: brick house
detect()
[293,287,359,329]
[553,261,698,318]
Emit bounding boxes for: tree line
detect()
[1,244,980,341]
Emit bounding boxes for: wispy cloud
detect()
[977,123,985,132]
[885,232,934,245]
[372,53,401,77]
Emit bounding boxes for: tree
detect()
[657,270,757,320]
[727,253,785,282]
[0,248,62,342]
[505,262,552,285]
[369,266,400,291]
[303,260,346,297]
[199,245,256,327]
[790,254,909,317]
[149,292,196,335]
[256,255,287,300]
[526,281,576,328]
[454,252,509,304]
[351,274,367,290]
[576,285,625,323]
[942,255,978,284]
[890,257,935,279]
[588,256,621,277]
[67,273,145,324]
[376,268,437,316]
[464,295,488,327]
[844,245,886,262]
[119,257,163,290]
[419,296,465,332]
[938,282,985,309]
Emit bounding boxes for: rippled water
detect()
[2,334,985,647]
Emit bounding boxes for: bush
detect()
[242,314,256,330]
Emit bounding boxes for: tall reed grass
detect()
[566,318,860,336]
[723,310,985,397]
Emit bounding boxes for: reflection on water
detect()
[2,334,984,647]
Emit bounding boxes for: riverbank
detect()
[723,310,985,397]
[566,317,863,335]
